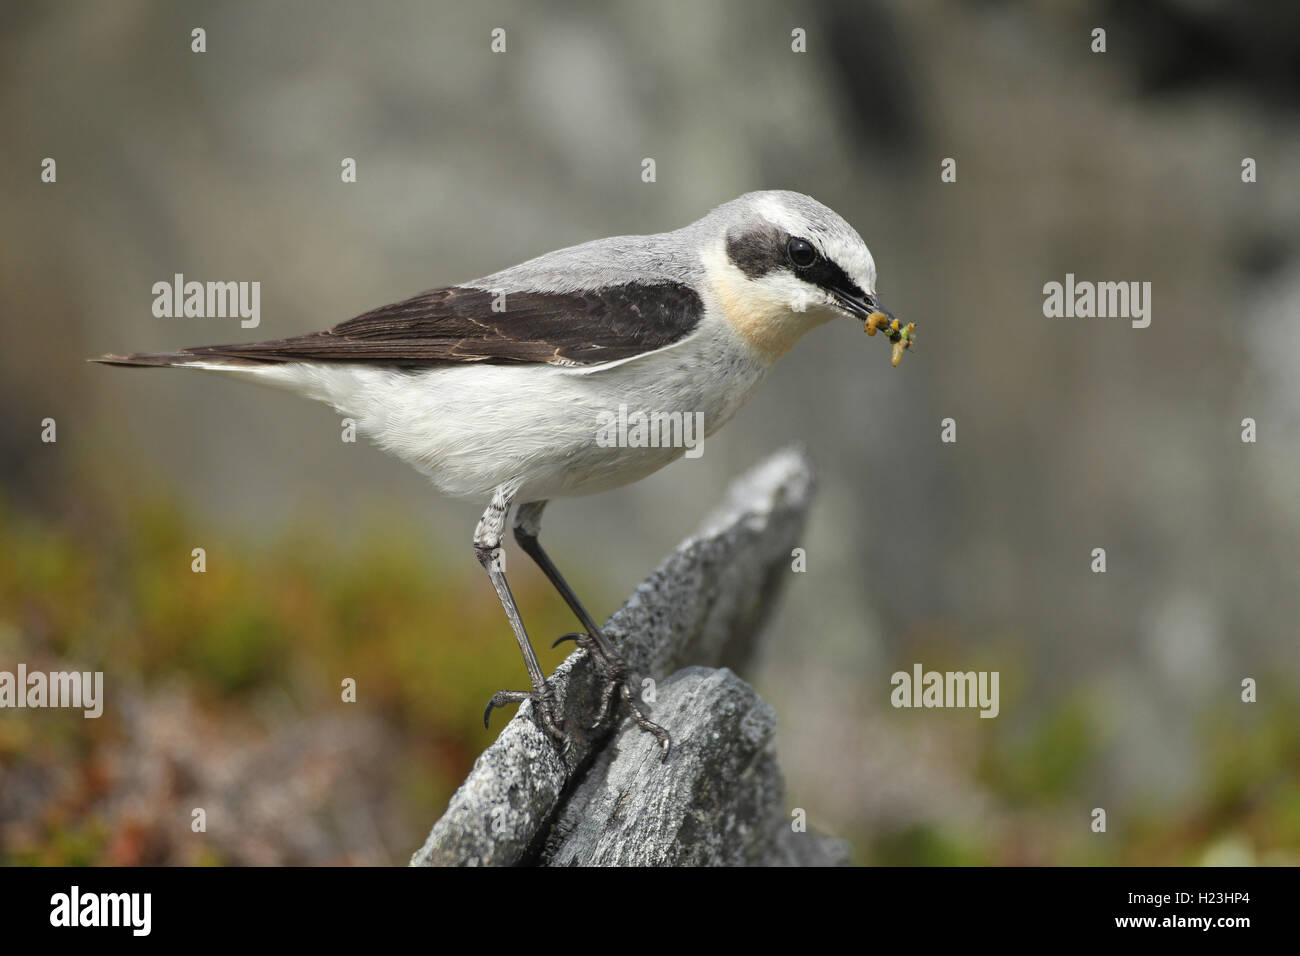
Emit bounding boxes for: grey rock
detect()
[410,446,846,866]
[541,667,849,866]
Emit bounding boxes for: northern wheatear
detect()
[96,190,911,757]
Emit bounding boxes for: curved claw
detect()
[617,682,672,761]
[481,687,566,742]
[482,646,671,760]
[483,689,527,729]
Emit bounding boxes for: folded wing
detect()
[104,282,705,368]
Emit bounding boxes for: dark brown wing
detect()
[175,282,704,367]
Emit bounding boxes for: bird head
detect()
[702,190,907,363]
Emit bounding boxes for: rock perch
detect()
[410,446,849,866]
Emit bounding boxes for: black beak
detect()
[832,287,892,325]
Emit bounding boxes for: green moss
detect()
[978,698,1095,804]
[870,824,986,866]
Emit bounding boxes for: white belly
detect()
[227,318,768,501]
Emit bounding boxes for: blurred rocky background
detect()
[2,0,1298,864]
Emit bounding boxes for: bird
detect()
[94,189,910,758]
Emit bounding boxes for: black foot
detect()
[483,680,565,743]
[550,631,671,761]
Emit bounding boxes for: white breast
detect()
[217,313,769,502]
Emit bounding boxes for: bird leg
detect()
[474,488,566,744]
[514,501,671,758]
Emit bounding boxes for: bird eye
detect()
[787,237,817,268]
